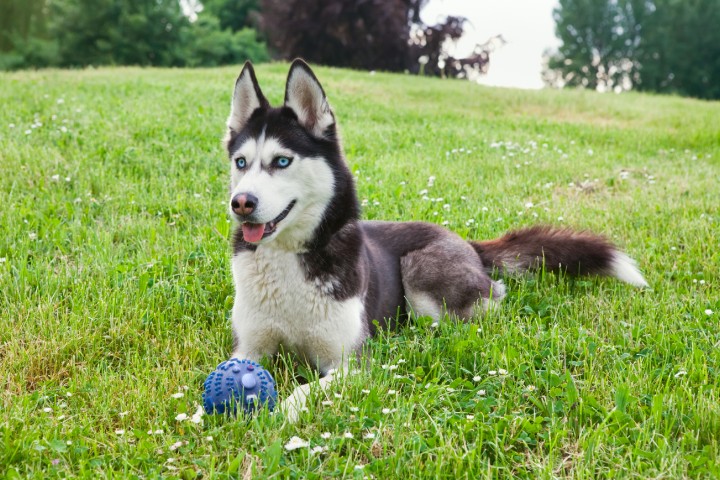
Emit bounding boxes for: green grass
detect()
[0,63,718,479]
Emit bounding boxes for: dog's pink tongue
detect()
[242,223,265,242]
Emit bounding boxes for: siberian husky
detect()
[222,59,647,420]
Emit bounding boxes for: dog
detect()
[222,59,648,420]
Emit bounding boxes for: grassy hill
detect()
[1,64,718,478]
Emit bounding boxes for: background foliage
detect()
[0,0,488,78]
[547,0,720,99]
[0,0,269,69]
[258,0,489,77]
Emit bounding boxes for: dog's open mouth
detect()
[241,200,296,243]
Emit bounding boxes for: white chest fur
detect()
[231,247,365,373]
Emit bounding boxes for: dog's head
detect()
[224,60,357,251]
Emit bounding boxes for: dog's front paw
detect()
[280,383,311,423]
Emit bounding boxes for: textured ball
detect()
[202,358,277,415]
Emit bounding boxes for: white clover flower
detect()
[705,309,713,315]
[169,441,187,451]
[175,413,188,421]
[466,415,475,420]
[115,429,125,435]
[191,406,204,424]
[343,432,354,439]
[350,406,359,412]
[488,370,497,376]
[171,392,184,399]
[674,370,687,378]
[388,390,396,395]
[477,390,486,396]
[310,446,327,454]
[361,389,370,394]
[472,375,481,382]
[284,436,310,451]
[43,407,52,413]
[498,368,508,375]
[382,408,392,414]
[527,385,536,392]
[321,432,331,439]
[363,432,376,439]
[321,400,333,406]
[119,411,129,417]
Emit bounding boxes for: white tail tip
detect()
[610,251,649,288]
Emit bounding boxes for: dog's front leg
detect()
[281,365,350,423]
[229,302,279,362]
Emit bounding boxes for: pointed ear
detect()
[284,59,335,138]
[227,61,269,134]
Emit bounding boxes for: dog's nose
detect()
[231,193,258,216]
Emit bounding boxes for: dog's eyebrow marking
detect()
[255,125,267,162]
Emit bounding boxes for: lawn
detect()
[0,63,718,478]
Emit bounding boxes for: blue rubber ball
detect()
[202,358,277,415]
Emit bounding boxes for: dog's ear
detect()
[227,61,269,134]
[284,59,335,138]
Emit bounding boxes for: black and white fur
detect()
[223,60,648,420]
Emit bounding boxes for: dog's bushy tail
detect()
[470,226,648,287]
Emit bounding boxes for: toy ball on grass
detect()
[202,358,277,415]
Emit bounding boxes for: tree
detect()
[547,0,720,99]
[180,15,269,67]
[0,0,270,70]
[259,0,490,77]
[633,0,720,99]
[546,0,639,92]
[49,0,187,67]
[202,0,260,32]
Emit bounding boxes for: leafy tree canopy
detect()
[547,0,720,99]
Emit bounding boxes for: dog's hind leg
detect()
[401,234,505,322]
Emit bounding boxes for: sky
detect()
[421,0,560,89]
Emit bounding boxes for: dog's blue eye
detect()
[236,157,247,169]
[274,156,292,168]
